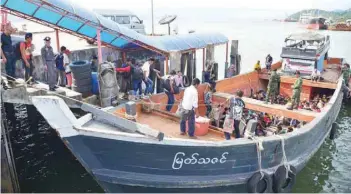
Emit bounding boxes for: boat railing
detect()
[281,39,330,60]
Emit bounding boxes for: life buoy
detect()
[272,165,297,193]
[247,171,272,193]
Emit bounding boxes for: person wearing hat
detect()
[20,32,35,83]
[41,36,57,91]
[289,70,303,110]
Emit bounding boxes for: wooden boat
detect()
[29,53,350,192]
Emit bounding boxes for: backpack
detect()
[55,53,65,71]
[163,78,180,94]
[14,42,22,60]
[132,66,144,80]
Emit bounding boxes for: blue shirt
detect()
[1,33,13,53]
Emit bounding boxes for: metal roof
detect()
[1,0,229,55]
[285,32,326,41]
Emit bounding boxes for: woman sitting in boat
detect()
[254,60,261,72]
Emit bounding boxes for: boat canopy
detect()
[285,32,326,42]
[1,0,228,55]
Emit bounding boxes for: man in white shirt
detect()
[180,78,200,138]
[142,58,155,95]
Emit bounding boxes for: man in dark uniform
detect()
[1,23,16,81]
[41,37,57,91]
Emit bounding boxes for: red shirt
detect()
[115,66,131,73]
[20,41,32,60]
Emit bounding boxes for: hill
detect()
[288,9,351,21]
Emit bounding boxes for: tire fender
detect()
[273,165,297,193]
[247,171,272,193]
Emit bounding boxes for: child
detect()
[204,84,216,117]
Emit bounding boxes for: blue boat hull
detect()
[61,88,343,193]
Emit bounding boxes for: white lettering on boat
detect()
[172,152,229,170]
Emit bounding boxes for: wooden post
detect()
[230,40,240,76]
[55,29,60,53]
[224,42,229,78]
[96,29,102,64]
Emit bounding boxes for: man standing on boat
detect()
[265,69,280,104]
[41,37,57,91]
[180,78,200,139]
[229,90,245,139]
[265,54,273,71]
[142,58,155,96]
[290,71,303,109]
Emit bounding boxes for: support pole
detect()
[151,0,154,35]
[97,29,102,64]
[202,48,206,71]
[165,56,169,75]
[122,52,126,62]
[55,29,60,53]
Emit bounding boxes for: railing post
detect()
[96,29,102,64]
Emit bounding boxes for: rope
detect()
[253,136,264,179]
[277,135,291,179]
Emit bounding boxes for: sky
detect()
[75,0,351,13]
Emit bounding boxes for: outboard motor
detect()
[99,61,119,107]
[244,119,257,138]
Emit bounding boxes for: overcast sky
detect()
[75,0,351,12]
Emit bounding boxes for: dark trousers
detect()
[22,59,34,82]
[132,79,142,96]
[234,119,241,138]
[121,77,131,93]
[165,91,174,112]
[4,52,16,80]
[180,109,195,137]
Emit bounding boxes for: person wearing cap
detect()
[290,70,303,109]
[142,58,155,96]
[41,36,57,91]
[1,23,16,81]
[20,32,35,83]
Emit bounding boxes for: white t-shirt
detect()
[63,53,71,73]
[181,85,198,110]
[142,61,151,78]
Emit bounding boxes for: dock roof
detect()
[1,0,228,55]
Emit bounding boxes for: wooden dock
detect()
[1,78,83,108]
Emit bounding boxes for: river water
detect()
[5,20,351,192]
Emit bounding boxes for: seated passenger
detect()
[277,125,287,134]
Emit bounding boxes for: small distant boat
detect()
[328,20,351,31]
[284,18,298,22]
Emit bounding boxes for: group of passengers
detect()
[204,88,302,140]
[1,23,99,91]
